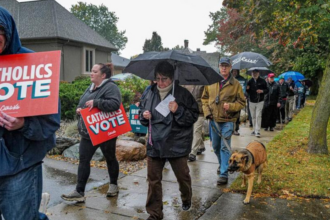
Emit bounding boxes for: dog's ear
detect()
[241,154,248,162]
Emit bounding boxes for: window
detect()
[83,47,95,74]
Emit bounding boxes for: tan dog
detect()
[228,141,267,204]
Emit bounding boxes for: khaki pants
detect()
[190,116,205,155]
[146,156,192,220]
[249,101,264,134]
[285,96,294,119]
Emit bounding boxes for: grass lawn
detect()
[229,103,330,199]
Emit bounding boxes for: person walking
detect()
[278,76,289,123]
[231,69,247,135]
[184,85,206,162]
[246,69,268,137]
[0,7,61,220]
[139,61,198,220]
[61,63,122,202]
[295,80,307,109]
[202,57,246,185]
[285,77,295,121]
[262,73,281,131]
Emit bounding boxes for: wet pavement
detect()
[45,124,330,219]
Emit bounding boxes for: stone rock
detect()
[48,136,79,155]
[116,140,146,161]
[118,136,135,141]
[63,143,105,161]
[136,136,146,145]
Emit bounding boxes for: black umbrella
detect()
[246,67,273,77]
[300,79,313,88]
[231,52,272,70]
[123,50,223,86]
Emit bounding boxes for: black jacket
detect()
[264,81,280,107]
[246,77,269,103]
[278,82,289,99]
[287,81,295,96]
[139,82,199,158]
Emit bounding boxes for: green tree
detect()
[223,0,330,154]
[71,2,128,52]
[143,32,164,52]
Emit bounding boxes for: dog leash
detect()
[210,120,231,150]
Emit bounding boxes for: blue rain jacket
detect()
[0,7,61,176]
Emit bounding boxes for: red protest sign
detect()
[0,51,61,117]
[80,104,132,146]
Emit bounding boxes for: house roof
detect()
[111,52,130,68]
[0,0,117,51]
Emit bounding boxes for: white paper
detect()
[155,94,175,117]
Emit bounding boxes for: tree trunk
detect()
[307,53,330,154]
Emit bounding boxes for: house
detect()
[178,39,221,71]
[0,0,118,82]
[111,52,130,75]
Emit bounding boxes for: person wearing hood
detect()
[0,7,61,220]
[139,61,199,220]
[61,63,122,202]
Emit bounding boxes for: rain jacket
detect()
[0,7,61,177]
[264,81,280,107]
[77,79,122,140]
[201,75,246,122]
[139,82,199,158]
[246,77,269,103]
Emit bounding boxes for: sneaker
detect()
[233,131,240,136]
[39,193,50,214]
[251,131,255,136]
[197,147,206,155]
[264,127,268,131]
[188,154,196,162]
[288,118,292,122]
[217,166,220,174]
[217,177,228,185]
[61,190,85,202]
[107,184,119,197]
[255,133,261,138]
[249,124,253,127]
[270,127,274,131]
[182,201,191,211]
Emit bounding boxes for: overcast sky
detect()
[19,0,222,58]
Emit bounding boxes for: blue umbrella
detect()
[279,71,304,82]
[274,77,279,82]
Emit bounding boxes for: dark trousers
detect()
[262,104,278,128]
[247,100,253,126]
[235,111,241,131]
[146,156,192,220]
[277,100,286,122]
[76,137,118,193]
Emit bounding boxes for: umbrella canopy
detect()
[230,52,272,70]
[300,79,313,87]
[246,67,273,77]
[123,50,223,85]
[279,71,304,82]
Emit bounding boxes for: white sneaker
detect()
[39,192,50,214]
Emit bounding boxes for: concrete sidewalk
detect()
[46,124,329,219]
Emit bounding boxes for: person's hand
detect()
[76,108,82,115]
[246,85,250,90]
[207,115,213,120]
[85,100,94,111]
[277,103,281,108]
[223,103,230,111]
[256,89,263,93]
[143,110,151,120]
[135,102,140,107]
[0,112,24,131]
[169,101,178,113]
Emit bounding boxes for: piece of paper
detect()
[155,94,175,117]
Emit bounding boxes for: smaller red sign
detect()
[80,104,132,146]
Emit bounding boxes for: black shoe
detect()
[288,118,292,121]
[217,166,220,174]
[217,177,228,185]
[182,201,191,211]
[270,127,274,131]
[197,147,206,155]
[251,131,255,136]
[255,133,261,138]
[249,124,253,127]
[188,154,196,162]
[264,127,268,131]
[233,131,240,136]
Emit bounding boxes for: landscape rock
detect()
[48,136,79,155]
[63,143,105,161]
[116,140,146,161]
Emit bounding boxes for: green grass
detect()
[230,105,330,198]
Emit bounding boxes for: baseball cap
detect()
[219,57,231,65]
[268,73,275,78]
[279,76,284,80]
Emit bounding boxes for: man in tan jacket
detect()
[202,57,246,184]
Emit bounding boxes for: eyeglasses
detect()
[220,65,230,68]
[155,77,169,82]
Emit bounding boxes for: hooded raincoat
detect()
[0,7,61,176]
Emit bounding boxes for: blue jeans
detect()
[210,121,233,178]
[297,93,304,109]
[0,163,48,220]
